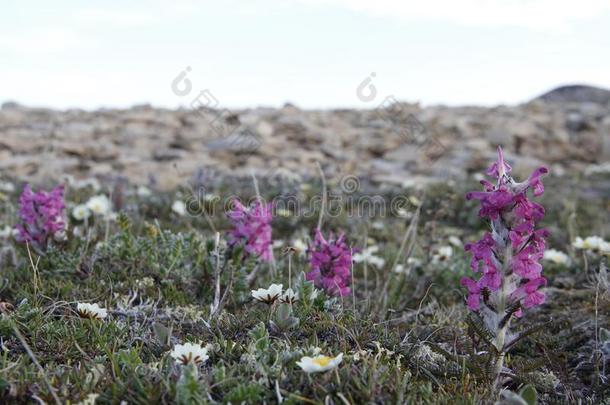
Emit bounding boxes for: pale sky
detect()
[1,0,609,109]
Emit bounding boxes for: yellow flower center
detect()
[313,356,332,366]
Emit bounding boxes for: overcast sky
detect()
[1,0,609,109]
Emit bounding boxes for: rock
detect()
[0,91,607,188]
[534,84,610,105]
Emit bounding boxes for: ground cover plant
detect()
[0,149,608,404]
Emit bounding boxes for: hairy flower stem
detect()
[493,238,512,390]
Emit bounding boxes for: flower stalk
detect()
[462,146,549,390]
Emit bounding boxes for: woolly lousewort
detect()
[306,229,352,297]
[462,146,548,387]
[15,184,66,253]
[227,199,273,262]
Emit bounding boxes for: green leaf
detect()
[152,322,172,347]
[519,384,538,405]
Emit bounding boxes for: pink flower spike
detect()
[15,184,66,252]
[227,199,273,262]
[486,146,512,179]
[306,229,353,297]
[463,146,549,324]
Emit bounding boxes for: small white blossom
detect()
[296,353,343,373]
[0,225,13,239]
[396,208,411,218]
[448,236,462,247]
[0,181,15,193]
[251,284,283,304]
[372,221,384,230]
[573,236,602,250]
[86,195,112,216]
[543,249,570,265]
[76,303,108,320]
[432,246,453,263]
[172,200,187,216]
[573,236,610,254]
[279,288,298,304]
[276,208,291,217]
[72,204,92,221]
[354,246,385,269]
[137,186,152,197]
[76,393,99,405]
[393,264,406,274]
[291,239,308,256]
[401,179,416,189]
[170,342,209,365]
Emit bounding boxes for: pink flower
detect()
[466,187,514,220]
[227,199,273,262]
[512,250,543,279]
[463,146,548,313]
[510,277,546,309]
[14,184,66,252]
[479,270,502,291]
[486,145,512,178]
[514,167,548,197]
[460,277,481,310]
[513,194,545,221]
[306,229,352,297]
[464,233,496,272]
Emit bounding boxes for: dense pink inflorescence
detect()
[227,199,273,262]
[15,184,66,252]
[462,147,549,315]
[306,229,353,297]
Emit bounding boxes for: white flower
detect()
[393,264,406,274]
[448,236,462,247]
[408,196,421,207]
[86,195,112,216]
[0,181,15,193]
[276,208,291,217]
[296,353,343,373]
[0,225,12,239]
[137,186,152,197]
[401,179,415,189]
[172,200,187,216]
[76,303,108,320]
[279,288,298,304]
[353,246,385,269]
[291,239,308,256]
[432,246,453,263]
[170,342,209,365]
[543,249,570,265]
[76,393,99,405]
[396,208,411,218]
[372,220,384,230]
[273,239,285,249]
[572,237,585,249]
[251,284,283,304]
[573,236,602,250]
[72,204,92,221]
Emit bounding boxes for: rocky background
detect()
[1,85,609,190]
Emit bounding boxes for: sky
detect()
[1,0,609,110]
